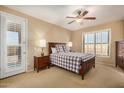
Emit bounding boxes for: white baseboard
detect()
[26,69,34,72]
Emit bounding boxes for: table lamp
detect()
[40,39,46,56]
[67,42,72,52]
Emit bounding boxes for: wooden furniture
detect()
[48,42,95,80]
[116,41,124,70]
[34,56,50,72]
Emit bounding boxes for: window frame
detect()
[82,29,111,57]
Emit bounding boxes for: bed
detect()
[48,42,95,80]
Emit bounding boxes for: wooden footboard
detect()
[79,57,95,80]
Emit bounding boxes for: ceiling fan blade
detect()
[81,10,88,16]
[68,20,75,24]
[84,17,96,20]
[77,10,82,15]
[66,16,77,18]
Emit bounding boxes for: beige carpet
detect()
[0,62,124,88]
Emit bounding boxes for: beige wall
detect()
[0,6,72,70]
[1,6,124,70]
[72,21,124,64]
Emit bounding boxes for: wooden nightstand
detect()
[34,55,50,72]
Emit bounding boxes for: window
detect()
[83,29,110,57]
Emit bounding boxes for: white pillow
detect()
[51,47,57,53]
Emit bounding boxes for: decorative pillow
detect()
[62,45,70,53]
[55,44,64,53]
[51,47,57,53]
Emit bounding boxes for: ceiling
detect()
[6,5,124,31]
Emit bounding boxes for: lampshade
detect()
[40,39,46,47]
[67,42,72,47]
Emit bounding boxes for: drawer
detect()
[38,62,49,68]
[38,61,49,65]
[38,57,49,61]
[39,58,49,61]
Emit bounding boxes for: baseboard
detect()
[26,69,34,72]
[96,61,115,67]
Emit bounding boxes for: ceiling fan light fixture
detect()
[76,19,82,23]
[66,8,96,24]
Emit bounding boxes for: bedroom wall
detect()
[0,6,72,71]
[1,6,124,71]
[72,20,124,65]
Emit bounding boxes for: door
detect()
[0,12,27,79]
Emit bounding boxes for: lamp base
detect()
[41,52,44,57]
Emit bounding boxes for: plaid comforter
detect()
[50,52,95,73]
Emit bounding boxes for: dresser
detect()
[116,41,124,70]
[34,55,50,72]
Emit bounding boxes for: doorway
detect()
[0,12,28,79]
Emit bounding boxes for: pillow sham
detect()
[62,45,70,53]
[55,44,64,53]
[51,47,57,53]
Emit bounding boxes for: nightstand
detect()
[34,55,50,72]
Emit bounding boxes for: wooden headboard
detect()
[48,42,66,55]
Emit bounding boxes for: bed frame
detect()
[48,42,95,80]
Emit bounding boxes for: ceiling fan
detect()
[66,9,96,24]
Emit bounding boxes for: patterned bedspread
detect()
[50,52,95,73]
